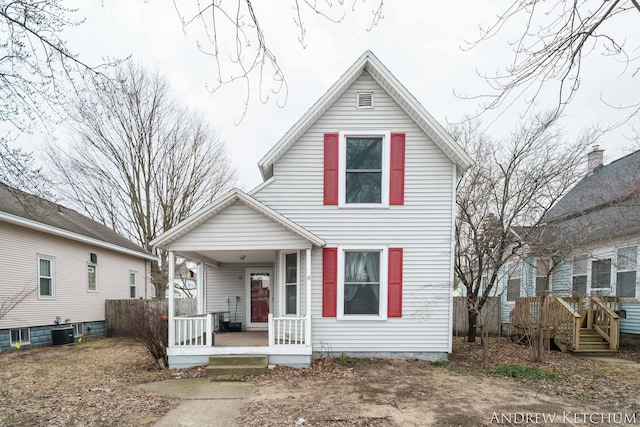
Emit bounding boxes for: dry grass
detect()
[0,337,201,427]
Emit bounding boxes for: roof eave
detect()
[0,212,157,261]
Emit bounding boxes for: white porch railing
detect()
[172,314,213,347]
[268,314,307,346]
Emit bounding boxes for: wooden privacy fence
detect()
[453,297,501,336]
[105,299,197,336]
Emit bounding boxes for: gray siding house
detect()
[0,182,156,351]
[501,148,640,343]
[152,51,472,368]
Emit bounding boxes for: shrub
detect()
[119,301,168,368]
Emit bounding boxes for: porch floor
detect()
[214,331,268,347]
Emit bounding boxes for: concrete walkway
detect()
[139,378,254,427]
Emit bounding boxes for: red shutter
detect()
[389,133,405,205]
[388,248,403,317]
[324,133,339,205]
[322,248,338,317]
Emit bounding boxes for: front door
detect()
[246,269,272,328]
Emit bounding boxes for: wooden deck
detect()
[510,296,621,353]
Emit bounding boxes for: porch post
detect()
[197,262,204,315]
[305,247,312,347]
[168,251,175,347]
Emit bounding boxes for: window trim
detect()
[10,328,30,345]
[337,245,388,320]
[280,251,300,316]
[87,263,98,292]
[37,255,55,299]
[129,271,138,299]
[590,258,612,294]
[338,130,391,208]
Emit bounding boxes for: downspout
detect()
[306,247,312,348]
[449,164,457,353]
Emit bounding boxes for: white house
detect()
[0,182,156,351]
[151,51,472,368]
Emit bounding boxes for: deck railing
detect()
[510,296,620,351]
[590,297,620,350]
[172,314,212,347]
[268,314,307,346]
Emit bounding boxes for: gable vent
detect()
[357,91,374,108]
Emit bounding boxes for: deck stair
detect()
[510,296,620,355]
[205,354,268,377]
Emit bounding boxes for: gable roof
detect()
[257,50,473,180]
[544,149,640,242]
[150,188,326,248]
[0,182,156,260]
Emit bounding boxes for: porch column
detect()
[306,247,312,347]
[196,262,204,315]
[168,250,175,347]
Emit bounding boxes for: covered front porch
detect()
[151,190,325,368]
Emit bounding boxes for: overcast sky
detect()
[17,1,640,191]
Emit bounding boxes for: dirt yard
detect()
[0,336,638,426]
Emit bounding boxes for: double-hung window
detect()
[87,264,97,291]
[337,247,387,318]
[591,259,611,295]
[129,272,137,298]
[616,246,637,298]
[283,252,299,315]
[506,262,521,302]
[572,255,588,296]
[535,259,549,296]
[38,255,54,298]
[345,137,384,204]
[324,131,404,206]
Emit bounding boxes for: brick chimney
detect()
[587,145,604,175]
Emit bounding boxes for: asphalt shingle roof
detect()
[0,182,150,256]
[544,149,640,242]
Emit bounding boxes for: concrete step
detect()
[205,364,267,377]
[208,354,267,366]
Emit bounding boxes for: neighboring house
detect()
[166,262,199,299]
[0,182,156,351]
[500,147,640,346]
[151,51,472,368]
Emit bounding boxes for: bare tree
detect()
[0,284,36,322]
[48,62,236,298]
[0,137,53,199]
[168,0,385,121]
[453,113,596,343]
[465,0,640,123]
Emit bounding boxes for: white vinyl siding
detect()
[0,221,148,330]
[252,71,455,353]
[170,201,311,251]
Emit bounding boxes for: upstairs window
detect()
[324,132,404,207]
[345,137,383,204]
[616,246,637,298]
